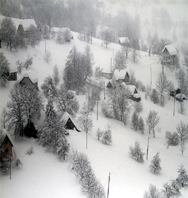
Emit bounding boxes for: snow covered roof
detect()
[113,69,129,81]
[61,112,81,132]
[19,73,38,84]
[162,44,177,55]
[0,15,36,30]
[118,37,129,44]
[120,83,138,95]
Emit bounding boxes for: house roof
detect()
[0,15,36,30]
[0,132,13,148]
[120,83,137,95]
[19,73,38,84]
[118,37,129,44]
[61,112,81,132]
[113,69,129,81]
[162,44,177,55]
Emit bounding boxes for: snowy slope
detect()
[0,32,188,198]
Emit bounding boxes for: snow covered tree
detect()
[101,27,114,48]
[0,52,10,87]
[23,56,33,70]
[0,154,10,174]
[44,50,52,63]
[180,141,186,155]
[161,183,174,198]
[176,164,188,188]
[27,25,41,47]
[165,132,179,146]
[102,125,112,145]
[170,179,181,196]
[156,73,170,107]
[178,102,185,115]
[114,49,127,69]
[144,184,161,198]
[56,29,65,44]
[176,121,188,143]
[146,110,160,138]
[96,128,103,141]
[150,153,161,174]
[41,76,57,98]
[138,117,145,134]
[78,104,93,134]
[38,99,69,159]
[0,17,16,50]
[56,85,79,117]
[131,111,139,131]
[176,69,188,97]
[134,102,143,114]
[150,89,159,104]
[53,65,60,86]
[129,141,144,162]
[6,84,27,138]
[1,108,8,129]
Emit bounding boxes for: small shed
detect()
[0,134,13,158]
[113,69,130,84]
[162,44,177,65]
[19,74,38,90]
[8,68,17,81]
[61,112,81,132]
[118,37,130,47]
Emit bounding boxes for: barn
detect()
[113,69,130,84]
[118,37,130,47]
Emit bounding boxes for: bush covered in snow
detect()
[150,153,161,174]
[70,151,105,198]
[165,131,179,146]
[101,100,114,119]
[176,164,188,188]
[143,184,161,198]
[129,141,144,162]
[96,126,112,145]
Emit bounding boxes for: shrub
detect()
[144,184,161,198]
[129,141,144,162]
[102,126,112,145]
[96,128,103,141]
[101,100,114,118]
[150,153,161,174]
[165,131,179,146]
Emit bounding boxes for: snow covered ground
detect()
[0,31,188,198]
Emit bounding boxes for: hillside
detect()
[0,32,188,198]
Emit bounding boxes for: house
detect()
[0,133,13,158]
[102,70,113,80]
[0,15,37,38]
[162,44,177,65]
[8,68,17,81]
[120,83,141,102]
[113,69,130,84]
[61,112,81,132]
[19,74,38,90]
[175,94,187,102]
[118,37,130,47]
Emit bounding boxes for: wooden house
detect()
[162,44,177,65]
[113,69,130,84]
[19,74,38,90]
[0,134,13,158]
[118,37,130,47]
[120,83,141,102]
[61,112,81,132]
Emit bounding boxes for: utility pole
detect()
[146,137,150,160]
[107,172,111,198]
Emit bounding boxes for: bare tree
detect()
[44,50,52,63]
[156,73,170,107]
[176,121,188,143]
[1,107,8,129]
[146,110,160,138]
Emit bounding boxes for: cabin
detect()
[0,134,13,158]
[61,112,81,133]
[113,69,130,84]
[120,83,141,102]
[175,94,187,102]
[8,68,17,81]
[19,74,38,90]
[118,37,130,47]
[162,44,177,65]
[0,15,37,38]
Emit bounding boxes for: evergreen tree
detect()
[53,65,60,86]
[150,89,159,104]
[138,117,145,134]
[129,141,144,162]
[144,184,161,198]
[150,153,161,174]
[131,111,139,131]
[0,52,10,87]
[102,125,112,145]
[41,76,57,98]
[176,164,188,188]
[27,25,41,47]
[170,179,181,196]
[0,17,16,50]
[114,49,127,69]
[161,183,174,198]
[176,121,188,143]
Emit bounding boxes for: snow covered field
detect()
[0,31,188,198]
